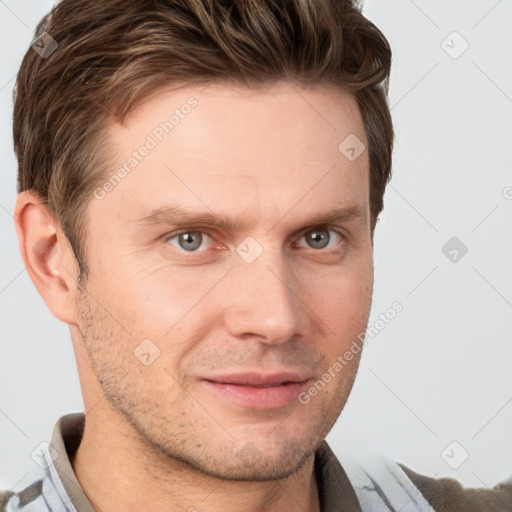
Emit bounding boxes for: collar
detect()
[51,413,95,512]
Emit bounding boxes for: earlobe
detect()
[13,191,80,325]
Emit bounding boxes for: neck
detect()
[70,406,321,512]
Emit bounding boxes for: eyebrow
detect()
[133,203,367,233]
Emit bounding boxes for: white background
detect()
[1,0,511,494]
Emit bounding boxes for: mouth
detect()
[201,371,312,410]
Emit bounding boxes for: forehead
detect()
[94,82,369,228]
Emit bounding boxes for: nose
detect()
[222,249,302,346]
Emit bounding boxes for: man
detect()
[1,0,510,510]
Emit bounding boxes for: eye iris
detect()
[307,229,329,249]
[179,231,202,251]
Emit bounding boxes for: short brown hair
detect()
[13,0,393,283]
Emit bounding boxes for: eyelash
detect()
[163,226,345,254]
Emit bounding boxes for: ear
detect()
[13,190,80,325]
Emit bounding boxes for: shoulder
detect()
[0,489,15,511]
[336,445,512,512]
[0,479,45,512]
[0,421,79,512]
[401,464,512,512]
[342,453,436,511]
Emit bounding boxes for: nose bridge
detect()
[223,244,301,344]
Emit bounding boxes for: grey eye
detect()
[171,231,205,251]
[305,229,330,249]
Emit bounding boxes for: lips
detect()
[201,371,312,409]
[203,371,311,387]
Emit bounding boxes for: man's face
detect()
[74,82,373,480]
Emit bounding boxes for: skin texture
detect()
[15,81,374,512]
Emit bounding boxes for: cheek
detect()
[88,261,230,358]
[301,256,373,328]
